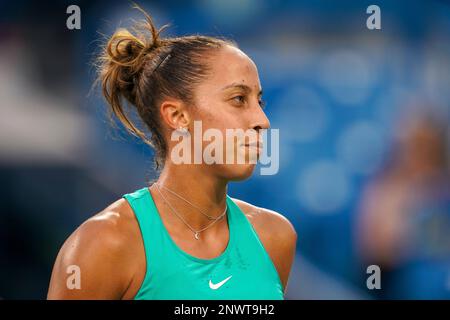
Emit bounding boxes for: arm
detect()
[256,207,297,293]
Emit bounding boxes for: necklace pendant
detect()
[194,232,200,240]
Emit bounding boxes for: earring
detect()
[177,126,189,134]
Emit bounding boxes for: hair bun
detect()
[107,29,146,66]
[99,5,169,106]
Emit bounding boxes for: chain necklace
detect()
[156,183,225,221]
[154,183,227,240]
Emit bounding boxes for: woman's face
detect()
[189,44,271,180]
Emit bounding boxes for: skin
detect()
[47,44,297,299]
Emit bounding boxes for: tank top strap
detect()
[122,186,171,298]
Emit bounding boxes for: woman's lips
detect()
[243,142,261,148]
[242,142,263,157]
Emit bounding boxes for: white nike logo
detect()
[209,275,232,290]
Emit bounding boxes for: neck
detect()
[154,163,228,228]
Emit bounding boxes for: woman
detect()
[47,7,297,300]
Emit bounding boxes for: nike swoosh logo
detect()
[209,275,232,290]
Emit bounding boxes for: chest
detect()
[136,244,283,300]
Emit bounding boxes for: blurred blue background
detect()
[1,0,450,299]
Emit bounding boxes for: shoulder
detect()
[64,198,139,260]
[47,198,143,299]
[230,197,297,243]
[230,197,297,292]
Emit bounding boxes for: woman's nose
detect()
[251,106,270,131]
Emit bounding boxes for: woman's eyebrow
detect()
[221,83,263,96]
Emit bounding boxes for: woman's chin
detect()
[221,163,257,181]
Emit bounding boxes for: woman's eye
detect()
[259,99,267,109]
[232,95,246,104]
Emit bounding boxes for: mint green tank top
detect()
[123,187,284,300]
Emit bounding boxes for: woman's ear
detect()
[160,99,191,130]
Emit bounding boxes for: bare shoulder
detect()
[230,197,297,292]
[47,198,143,299]
[62,198,139,263]
[230,197,297,242]
[77,198,140,248]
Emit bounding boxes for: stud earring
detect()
[177,126,189,134]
